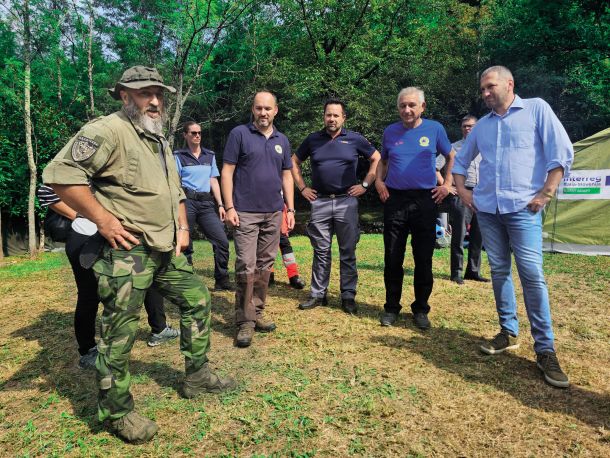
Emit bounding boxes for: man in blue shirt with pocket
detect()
[174,121,233,291]
[453,65,573,388]
[376,87,455,330]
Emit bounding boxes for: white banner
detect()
[557,169,610,200]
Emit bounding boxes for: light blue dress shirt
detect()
[453,95,573,214]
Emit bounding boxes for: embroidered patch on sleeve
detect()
[71,136,100,161]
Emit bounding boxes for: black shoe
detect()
[341,298,357,315]
[214,278,234,291]
[289,275,306,289]
[298,296,327,310]
[464,272,490,282]
[380,312,398,326]
[536,351,569,388]
[450,276,464,285]
[413,312,431,330]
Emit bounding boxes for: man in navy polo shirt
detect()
[292,98,380,314]
[376,87,455,329]
[221,91,295,348]
[174,121,233,291]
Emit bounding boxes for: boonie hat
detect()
[108,65,176,100]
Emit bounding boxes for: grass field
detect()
[1,235,609,457]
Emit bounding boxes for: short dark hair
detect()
[253,90,278,105]
[182,121,200,134]
[461,114,478,125]
[324,98,346,115]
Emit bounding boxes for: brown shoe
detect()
[182,363,237,398]
[235,324,254,347]
[254,316,276,333]
[109,411,158,444]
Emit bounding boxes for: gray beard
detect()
[122,100,166,136]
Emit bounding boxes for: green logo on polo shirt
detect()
[275,144,283,154]
[419,136,430,147]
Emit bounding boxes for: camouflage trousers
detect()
[92,243,211,421]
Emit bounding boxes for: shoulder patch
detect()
[71,136,100,161]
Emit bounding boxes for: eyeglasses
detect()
[188,131,202,136]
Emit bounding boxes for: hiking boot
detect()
[413,312,431,330]
[182,363,238,398]
[289,275,306,289]
[341,298,357,315]
[214,277,234,291]
[235,325,254,348]
[147,326,180,347]
[536,351,569,388]
[380,312,398,326]
[254,316,276,332]
[480,330,519,355]
[77,346,98,370]
[109,411,158,444]
[298,296,327,310]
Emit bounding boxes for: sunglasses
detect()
[188,131,202,136]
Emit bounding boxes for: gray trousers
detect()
[233,211,282,327]
[307,196,359,299]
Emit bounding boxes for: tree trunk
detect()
[87,2,95,118]
[23,0,38,258]
[168,72,184,149]
[0,211,4,259]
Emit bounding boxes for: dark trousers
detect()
[279,233,292,255]
[185,199,230,281]
[383,189,437,315]
[64,230,168,355]
[447,195,483,278]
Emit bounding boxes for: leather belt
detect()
[184,188,214,202]
[317,193,349,199]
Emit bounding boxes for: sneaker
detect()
[480,330,519,355]
[78,346,98,370]
[254,316,276,332]
[109,411,158,444]
[289,275,306,289]
[536,351,569,388]
[235,325,254,348]
[380,312,398,326]
[413,312,431,330]
[147,326,180,347]
[182,363,238,398]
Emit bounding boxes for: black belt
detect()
[184,188,214,202]
[466,186,474,191]
[317,193,349,199]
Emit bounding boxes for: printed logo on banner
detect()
[558,169,610,200]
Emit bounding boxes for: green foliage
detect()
[0,0,608,219]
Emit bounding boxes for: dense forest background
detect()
[1,0,608,252]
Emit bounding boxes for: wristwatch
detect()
[287,208,296,214]
[362,181,369,189]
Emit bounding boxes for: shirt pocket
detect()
[507,129,535,149]
[123,147,165,193]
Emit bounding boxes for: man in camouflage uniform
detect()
[43,66,236,444]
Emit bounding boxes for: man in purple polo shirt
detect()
[292,98,380,314]
[376,87,455,330]
[221,91,295,348]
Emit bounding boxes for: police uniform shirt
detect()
[174,148,219,193]
[42,110,185,252]
[295,128,376,194]
[223,123,292,213]
[381,119,452,190]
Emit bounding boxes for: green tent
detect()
[543,128,610,255]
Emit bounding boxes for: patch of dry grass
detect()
[0,235,609,456]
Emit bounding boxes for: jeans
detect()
[477,209,555,353]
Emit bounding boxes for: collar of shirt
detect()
[489,94,525,119]
[174,147,213,163]
[318,127,347,139]
[248,122,278,138]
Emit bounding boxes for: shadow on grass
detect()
[371,327,610,429]
[4,310,184,432]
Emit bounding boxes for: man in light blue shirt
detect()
[453,65,573,388]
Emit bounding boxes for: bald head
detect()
[252,91,278,132]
